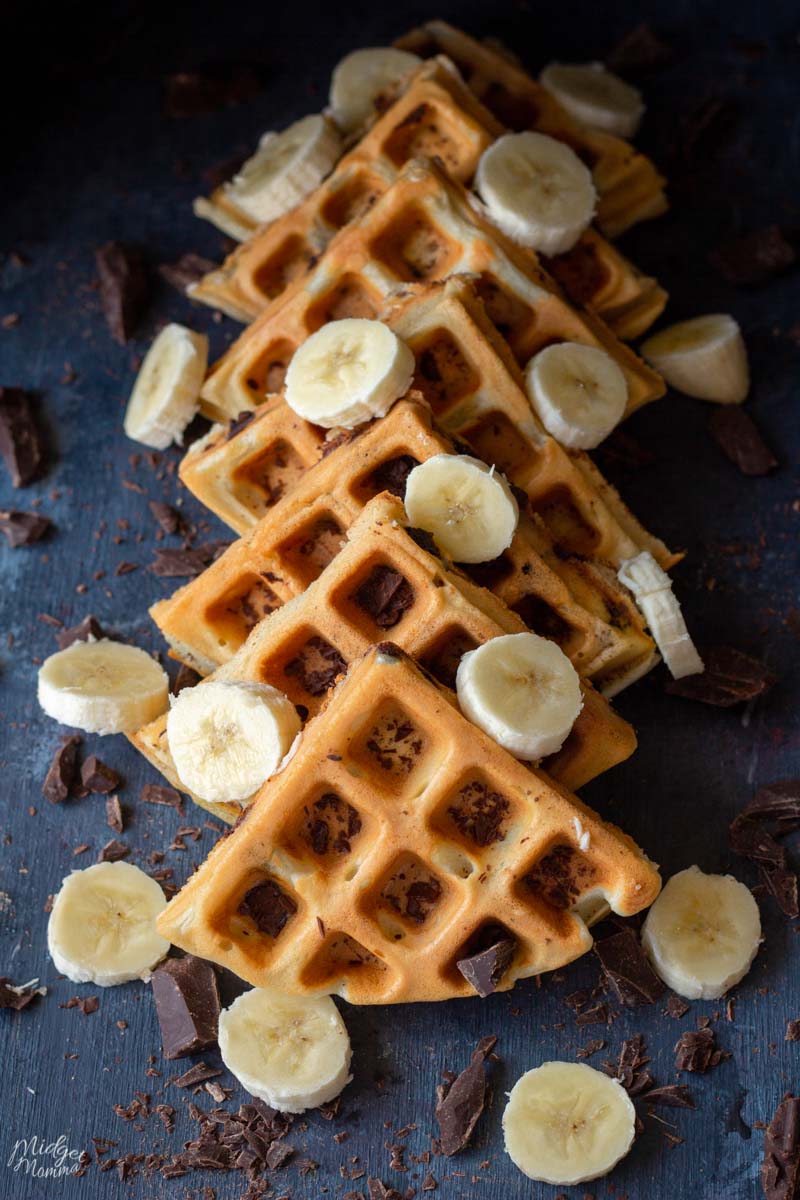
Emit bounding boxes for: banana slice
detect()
[124,324,208,450]
[640,314,749,404]
[329,47,421,133]
[617,552,703,680]
[404,454,519,563]
[456,632,583,760]
[218,987,352,1113]
[524,342,628,449]
[503,1061,636,1185]
[284,318,414,428]
[540,62,645,138]
[474,131,597,256]
[225,115,343,225]
[166,680,301,806]
[48,862,169,986]
[38,639,169,734]
[641,865,761,1000]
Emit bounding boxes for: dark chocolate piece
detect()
[97,839,130,863]
[239,880,297,938]
[762,1093,800,1200]
[709,226,796,287]
[786,1021,800,1042]
[148,500,183,535]
[264,1141,294,1169]
[448,779,509,847]
[164,62,263,118]
[435,1036,496,1156]
[141,783,183,809]
[369,453,420,498]
[674,1027,730,1073]
[644,1084,695,1109]
[576,1038,607,1059]
[367,1180,403,1200]
[0,977,45,1011]
[61,995,99,1015]
[158,253,216,292]
[81,755,122,794]
[613,1034,653,1094]
[172,662,201,695]
[0,509,51,546]
[747,780,800,828]
[606,23,672,75]
[666,645,775,706]
[667,995,691,1019]
[593,926,666,1007]
[457,937,516,998]
[105,795,124,834]
[151,956,220,1060]
[151,541,231,577]
[709,407,777,476]
[760,864,799,919]
[172,1060,223,1088]
[283,635,346,696]
[353,565,414,628]
[42,734,81,803]
[56,615,106,650]
[95,242,149,344]
[0,387,44,486]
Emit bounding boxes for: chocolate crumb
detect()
[148,501,184,536]
[787,1021,800,1042]
[172,1061,223,1088]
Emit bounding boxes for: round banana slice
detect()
[641,865,761,1000]
[474,131,597,256]
[124,324,208,450]
[640,314,749,404]
[540,62,645,138]
[456,632,583,760]
[617,551,704,680]
[404,454,519,563]
[226,114,343,225]
[166,680,301,806]
[48,862,169,986]
[284,318,414,428]
[503,1061,636,1185]
[218,987,352,1113]
[524,342,628,449]
[38,639,169,735]
[329,47,421,133]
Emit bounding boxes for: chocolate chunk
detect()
[81,755,122,794]
[264,1141,294,1169]
[613,1034,653,1094]
[172,662,201,695]
[164,62,263,118]
[284,635,346,696]
[576,1038,607,1059]
[0,976,45,1011]
[42,734,81,803]
[667,995,691,1019]
[97,839,130,863]
[436,1036,496,1156]
[172,1060,223,1087]
[644,1084,695,1109]
[0,509,51,546]
[158,253,216,292]
[151,541,230,577]
[406,526,441,558]
[674,1027,730,1073]
[226,410,256,440]
[709,226,796,287]
[141,783,184,809]
[367,1181,404,1200]
[786,1021,800,1042]
[666,645,775,706]
[0,387,44,486]
[105,795,124,833]
[353,565,414,628]
[760,863,799,919]
[747,781,800,828]
[151,956,220,1060]
[709,408,778,476]
[457,936,516,998]
[369,454,420,498]
[606,23,672,75]
[95,242,149,344]
[239,879,296,937]
[762,1093,800,1200]
[448,780,510,847]
[593,926,666,1007]
[148,500,183,535]
[56,615,106,649]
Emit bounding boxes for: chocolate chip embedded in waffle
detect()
[133,490,638,823]
[190,56,665,340]
[154,399,656,693]
[395,20,668,239]
[155,643,661,1004]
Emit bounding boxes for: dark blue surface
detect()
[2,1,799,1197]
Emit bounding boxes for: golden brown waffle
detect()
[153,398,657,693]
[198,157,664,427]
[133,490,637,818]
[395,20,668,238]
[155,642,661,1004]
[191,57,665,338]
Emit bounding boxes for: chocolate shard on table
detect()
[172,662,201,695]
[762,1092,800,1200]
[644,1084,696,1108]
[0,387,45,486]
[105,795,124,833]
[593,926,666,1006]
[0,976,46,1011]
[80,755,122,794]
[171,1060,223,1088]
[0,509,52,547]
[42,734,82,803]
[96,839,130,863]
[157,253,216,293]
[56,614,106,650]
[95,241,150,344]
[435,1035,497,1156]
[457,936,517,998]
[151,955,221,1060]
[150,541,231,578]
[666,645,776,706]
[148,500,184,536]
[709,225,797,287]
[708,407,778,476]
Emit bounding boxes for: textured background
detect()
[2,0,799,1197]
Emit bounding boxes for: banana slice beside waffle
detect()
[641,314,749,404]
[124,324,208,450]
[540,62,645,138]
[38,639,169,734]
[225,114,342,225]
[617,552,703,680]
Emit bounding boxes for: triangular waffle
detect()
[155,642,660,1004]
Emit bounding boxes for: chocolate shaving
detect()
[435,1036,497,1156]
[81,755,122,794]
[674,1026,730,1073]
[158,253,216,292]
[96,242,149,344]
[151,541,230,577]
[0,387,44,486]
[97,839,130,863]
[57,615,106,649]
[666,645,775,706]
[239,880,296,938]
[709,226,796,287]
[612,1034,653,1095]
[0,509,51,546]
[457,937,516,998]
[141,783,184,810]
[708,408,777,477]
[42,734,81,803]
[645,1084,696,1109]
[576,1038,607,1059]
[148,500,184,535]
[593,926,666,1007]
[106,795,124,833]
[0,977,45,1011]
[172,1061,222,1088]
[762,1093,800,1200]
